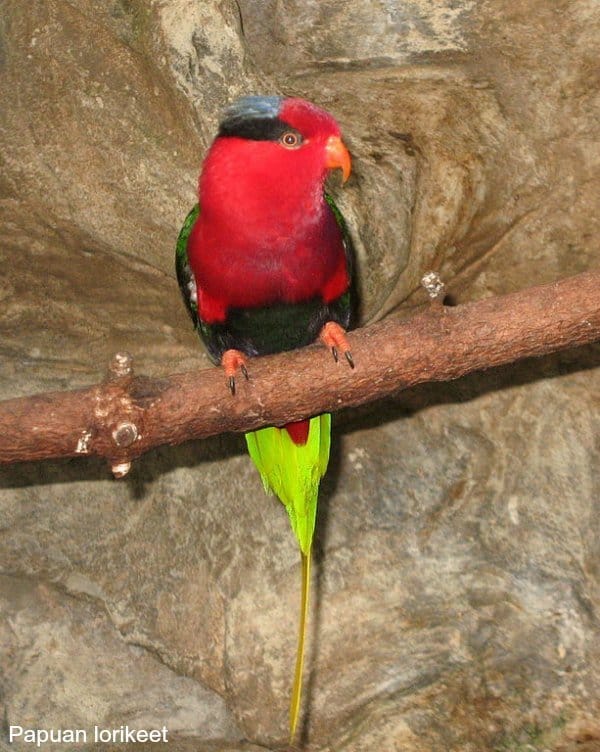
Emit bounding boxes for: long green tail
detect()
[245,414,331,741]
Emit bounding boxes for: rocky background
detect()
[1,1,599,750]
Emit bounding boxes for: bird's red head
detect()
[198,96,351,218]
[276,97,351,183]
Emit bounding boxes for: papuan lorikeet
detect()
[175,95,355,742]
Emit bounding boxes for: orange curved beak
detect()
[325,135,351,183]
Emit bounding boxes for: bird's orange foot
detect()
[319,321,354,368]
[221,349,250,395]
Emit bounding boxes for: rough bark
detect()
[0,270,598,470]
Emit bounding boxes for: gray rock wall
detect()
[1,1,599,750]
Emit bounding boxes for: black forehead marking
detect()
[217,95,299,142]
[219,116,296,141]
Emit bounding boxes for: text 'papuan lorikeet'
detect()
[176,95,355,743]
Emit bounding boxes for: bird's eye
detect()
[280,131,302,148]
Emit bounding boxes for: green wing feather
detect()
[325,191,354,280]
[245,415,331,557]
[176,204,200,326]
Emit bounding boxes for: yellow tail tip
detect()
[289,549,311,744]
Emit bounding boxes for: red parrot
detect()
[176,95,354,742]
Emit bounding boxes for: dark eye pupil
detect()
[283,132,298,146]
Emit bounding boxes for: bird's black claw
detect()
[241,363,249,380]
[228,375,236,395]
[344,350,355,369]
[331,346,339,363]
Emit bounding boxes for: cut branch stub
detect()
[108,351,134,380]
[112,422,139,448]
[421,270,446,301]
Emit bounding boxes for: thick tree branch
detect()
[0,270,599,471]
